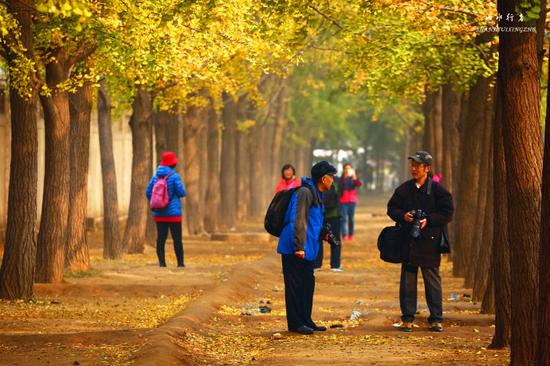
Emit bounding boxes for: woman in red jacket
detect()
[340,163,362,241]
[275,163,302,193]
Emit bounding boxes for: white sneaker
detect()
[330,267,344,272]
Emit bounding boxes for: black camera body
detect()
[409,209,428,239]
[322,223,341,246]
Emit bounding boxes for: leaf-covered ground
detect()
[0,195,510,365]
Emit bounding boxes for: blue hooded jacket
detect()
[145,166,187,217]
[277,177,325,261]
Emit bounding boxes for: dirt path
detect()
[0,195,510,365]
[172,196,509,366]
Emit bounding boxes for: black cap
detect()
[311,161,337,181]
[408,151,433,165]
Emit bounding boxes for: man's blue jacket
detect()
[277,177,324,261]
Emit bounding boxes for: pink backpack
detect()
[150,173,174,211]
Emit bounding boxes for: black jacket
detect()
[387,178,454,267]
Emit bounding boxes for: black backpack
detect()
[264,187,301,237]
[264,185,317,237]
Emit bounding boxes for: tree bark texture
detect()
[182,105,204,235]
[489,78,511,349]
[220,93,238,229]
[498,1,544,362]
[122,88,153,254]
[248,121,266,220]
[204,103,221,232]
[236,96,251,222]
[452,77,491,277]
[441,85,462,192]
[65,81,92,272]
[36,57,71,283]
[465,90,494,289]
[538,52,550,366]
[473,122,494,303]
[97,80,122,260]
[0,0,38,299]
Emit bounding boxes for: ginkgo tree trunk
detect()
[497,0,545,364]
[122,87,154,254]
[98,80,123,260]
[65,80,93,272]
[36,45,95,283]
[0,0,39,299]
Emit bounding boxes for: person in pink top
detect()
[339,163,362,241]
[275,164,302,193]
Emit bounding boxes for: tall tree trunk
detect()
[452,77,490,277]
[272,80,287,173]
[481,267,495,314]
[236,96,251,222]
[154,110,169,160]
[449,92,469,253]
[154,109,180,162]
[199,109,208,231]
[489,78,511,349]
[498,1,545,363]
[441,85,461,191]
[65,81,92,272]
[422,90,443,173]
[402,126,412,181]
[441,86,461,253]
[122,88,153,254]
[204,103,221,232]
[182,105,204,235]
[465,91,494,289]
[248,121,265,220]
[473,124,494,301]
[236,130,250,221]
[422,92,434,155]
[145,121,155,247]
[36,58,71,283]
[220,93,238,229]
[0,0,38,299]
[538,51,550,366]
[97,80,122,260]
[432,88,443,174]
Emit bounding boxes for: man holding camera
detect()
[277,161,337,335]
[387,151,454,332]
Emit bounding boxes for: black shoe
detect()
[159,263,167,267]
[291,325,314,335]
[311,325,327,331]
[429,322,443,332]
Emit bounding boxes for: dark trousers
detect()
[156,222,184,267]
[341,203,356,236]
[282,254,316,330]
[314,217,342,269]
[399,264,443,323]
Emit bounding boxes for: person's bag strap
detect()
[160,172,175,200]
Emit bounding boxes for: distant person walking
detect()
[340,163,362,241]
[146,151,187,268]
[275,163,302,193]
[315,178,343,271]
[277,161,337,335]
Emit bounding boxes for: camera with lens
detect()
[321,223,341,246]
[409,209,428,239]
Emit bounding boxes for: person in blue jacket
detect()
[146,151,187,267]
[277,160,337,335]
